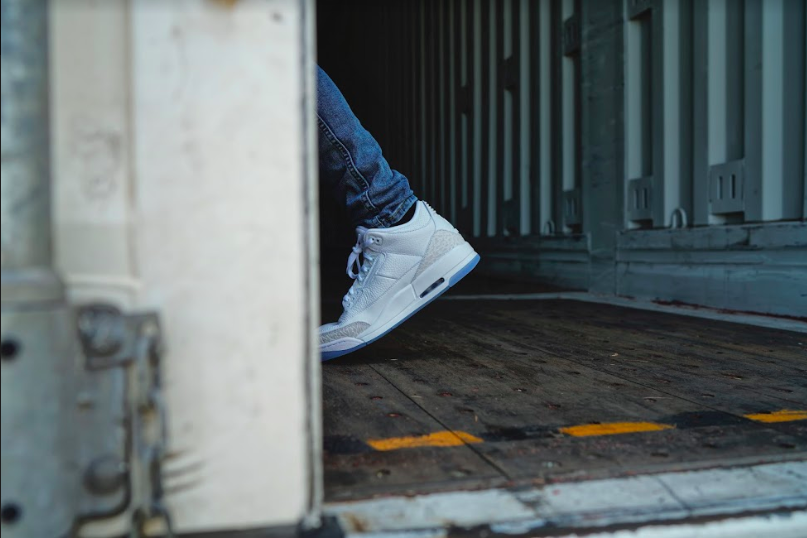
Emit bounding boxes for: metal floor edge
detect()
[443,292,807,334]
[324,461,807,537]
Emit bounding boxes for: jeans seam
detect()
[317,114,378,215]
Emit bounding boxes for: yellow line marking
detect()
[367,430,483,451]
[744,410,807,423]
[561,421,674,437]
[365,410,807,450]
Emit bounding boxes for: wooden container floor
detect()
[321,280,806,502]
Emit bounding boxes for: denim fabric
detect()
[317,66,416,228]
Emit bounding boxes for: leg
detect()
[317,66,479,361]
[317,66,416,229]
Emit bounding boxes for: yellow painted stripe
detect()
[367,430,483,451]
[365,410,807,450]
[561,421,674,437]
[744,409,807,423]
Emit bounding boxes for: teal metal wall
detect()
[318,0,807,316]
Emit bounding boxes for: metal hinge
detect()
[76,304,173,538]
[627,177,653,222]
[563,188,582,228]
[0,301,171,537]
[562,14,581,56]
[708,160,745,215]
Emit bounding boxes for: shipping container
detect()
[1,0,805,537]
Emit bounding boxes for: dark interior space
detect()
[316,0,421,299]
[315,0,807,506]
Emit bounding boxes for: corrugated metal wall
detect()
[318,0,807,316]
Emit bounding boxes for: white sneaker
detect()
[320,201,479,361]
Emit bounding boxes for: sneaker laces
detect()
[344,227,376,305]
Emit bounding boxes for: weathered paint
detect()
[329,407,803,456]
[744,409,807,423]
[327,462,807,536]
[560,421,674,437]
[329,489,536,533]
[367,430,483,451]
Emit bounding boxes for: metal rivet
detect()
[84,455,126,495]
[0,339,20,362]
[0,503,22,525]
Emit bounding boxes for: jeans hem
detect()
[373,193,417,228]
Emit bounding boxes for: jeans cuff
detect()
[374,193,418,228]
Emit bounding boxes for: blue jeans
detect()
[317,66,417,229]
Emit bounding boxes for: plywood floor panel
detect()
[322,361,506,500]
[322,293,807,501]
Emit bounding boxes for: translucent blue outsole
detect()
[320,253,480,362]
